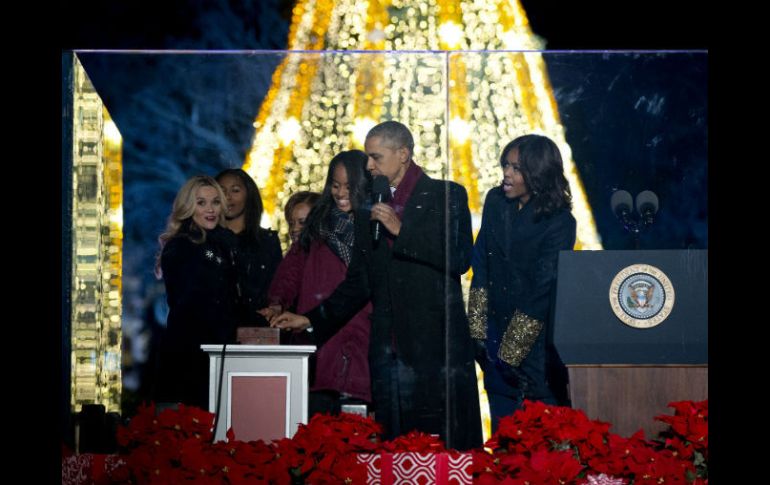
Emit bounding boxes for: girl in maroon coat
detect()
[260,150,373,415]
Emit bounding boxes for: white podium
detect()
[201,344,316,442]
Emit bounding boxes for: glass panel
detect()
[541,51,708,250]
[66,50,707,445]
[451,51,707,251]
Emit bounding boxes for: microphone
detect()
[610,190,633,224]
[635,190,659,225]
[372,175,391,242]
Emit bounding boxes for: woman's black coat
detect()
[471,187,576,401]
[232,228,282,325]
[155,225,239,408]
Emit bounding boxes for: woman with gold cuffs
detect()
[469,134,576,432]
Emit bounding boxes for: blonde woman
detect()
[154,175,239,408]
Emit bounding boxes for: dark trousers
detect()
[308,390,370,418]
[308,390,341,417]
[368,311,409,440]
[487,392,522,434]
[369,353,404,440]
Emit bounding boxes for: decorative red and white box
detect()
[357,452,473,485]
[62,454,126,485]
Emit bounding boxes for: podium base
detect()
[568,365,707,438]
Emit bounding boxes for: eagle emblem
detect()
[610,264,675,329]
[627,281,654,312]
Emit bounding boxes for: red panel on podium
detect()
[203,344,315,441]
[230,375,288,442]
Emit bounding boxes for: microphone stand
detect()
[612,190,658,249]
[211,342,228,443]
[617,209,643,249]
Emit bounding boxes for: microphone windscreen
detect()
[610,190,633,214]
[635,190,659,214]
[372,175,390,199]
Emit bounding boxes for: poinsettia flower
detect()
[585,432,641,477]
[497,451,530,473]
[116,402,158,447]
[214,458,255,484]
[470,449,502,477]
[304,469,334,484]
[217,438,278,467]
[485,477,520,485]
[662,436,695,461]
[290,411,382,465]
[380,430,446,452]
[262,459,295,485]
[178,437,218,474]
[655,400,708,454]
[575,426,612,462]
[154,404,215,441]
[528,449,584,482]
[475,475,505,485]
[141,464,189,484]
[626,447,692,484]
[109,400,707,485]
[346,431,380,453]
[330,454,367,484]
[272,437,306,469]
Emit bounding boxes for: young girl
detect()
[261,151,373,415]
[284,191,321,245]
[215,168,282,325]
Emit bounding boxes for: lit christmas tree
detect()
[243,0,601,250]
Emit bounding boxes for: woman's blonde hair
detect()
[155,175,226,277]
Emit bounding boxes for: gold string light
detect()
[70,55,123,413]
[247,0,601,251]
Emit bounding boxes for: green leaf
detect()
[551,440,572,452]
[693,450,705,466]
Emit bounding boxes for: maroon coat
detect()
[268,241,372,401]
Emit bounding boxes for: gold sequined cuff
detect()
[467,287,488,339]
[498,310,543,366]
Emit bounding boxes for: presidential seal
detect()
[609,264,675,329]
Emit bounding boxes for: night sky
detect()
[61,0,708,50]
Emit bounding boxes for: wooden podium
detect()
[201,344,316,442]
[552,250,707,438]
